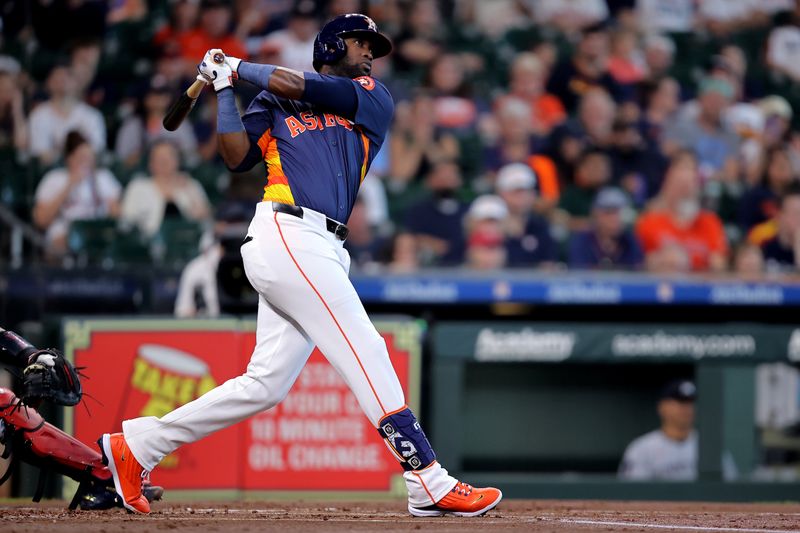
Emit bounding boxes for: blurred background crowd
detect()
[3,0,800,280]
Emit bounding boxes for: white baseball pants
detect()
[122,201,456,506]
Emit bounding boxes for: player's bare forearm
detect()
[267,68,305,100]
[218,131,252,169]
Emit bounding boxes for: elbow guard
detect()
[0,329,36,368]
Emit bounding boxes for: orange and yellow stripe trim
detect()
[258,129,295,205]
[359,131,369,183]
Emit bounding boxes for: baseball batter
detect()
[100,14,502,517]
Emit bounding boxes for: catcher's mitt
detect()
[22,349,82,406]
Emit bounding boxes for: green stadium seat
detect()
[151,219,204,267]
[191,163,228,206]
[0,156,30,219]
[67,218,118,267]
[107,228,151,266]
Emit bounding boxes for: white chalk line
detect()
[557,518,800,533]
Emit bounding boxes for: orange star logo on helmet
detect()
[355,76,375,91]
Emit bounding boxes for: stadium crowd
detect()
[2,0,800,278]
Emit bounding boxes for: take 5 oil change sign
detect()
[64,319,421,495]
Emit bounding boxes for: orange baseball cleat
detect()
[408,481,503,517]
[98,433,151,514]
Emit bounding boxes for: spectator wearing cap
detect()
[618,379,698,481]
[177,0,248,68]
[546,23,626,114]
[33,131,121,256]
[760,96,793,150]
[495,163,557,268]
[760,185,800,273]
[115,77,199,170]
[119,140,211,239]
[559,148,612,231]
[663,77,739,181]
[255,0,319,73]
[402,161,470,266]
[28,64,107,167]
[464,195,508,271]
[568,187,643,270]
[636,150,728,272]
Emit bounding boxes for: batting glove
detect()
[225,54,242,76]
[197,48,235,92]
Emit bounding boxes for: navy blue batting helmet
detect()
[312,14,392,72]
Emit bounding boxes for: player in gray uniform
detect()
[619,379,698,480]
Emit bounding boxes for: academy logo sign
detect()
[611,332,756,359]
[475,328,576,362]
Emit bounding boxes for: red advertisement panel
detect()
[66,320,418,494]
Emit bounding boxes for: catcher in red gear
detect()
[0,327,163,510]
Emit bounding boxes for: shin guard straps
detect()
[377,407,436,471]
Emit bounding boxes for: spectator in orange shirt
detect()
[502,52,566,136]
[177,0,248,68]
[153,0,200,56]
[608,29,646,86]
[636,150,729,272]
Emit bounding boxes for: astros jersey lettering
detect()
[241,75,392,222]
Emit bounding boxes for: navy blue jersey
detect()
[240,74,393,222]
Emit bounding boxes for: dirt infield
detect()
[2,499,800,532]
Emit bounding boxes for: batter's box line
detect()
[554,518,800,533]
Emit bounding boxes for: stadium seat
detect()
[107,228,151,266]
[151,219,204,267]
[191,162,228,206]
[66,219,118,267]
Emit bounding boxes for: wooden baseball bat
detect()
[162,79,206,132]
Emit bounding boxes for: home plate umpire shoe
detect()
[409,481,503,517]
[99,433,150,514]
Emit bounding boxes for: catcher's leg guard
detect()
[0,388,165,510]
[0,388,110,480]
[1,387,109,507]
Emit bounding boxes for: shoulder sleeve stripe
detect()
[257,128,272,157]
[359,130,370,183]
